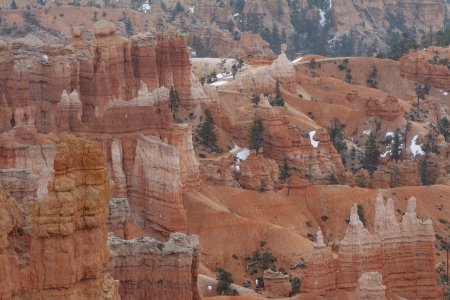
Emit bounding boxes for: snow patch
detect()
[309,131,319,148]
[236,148,250,161]
[444,92,449,96]
[292,56,303,63]
[210,80,228,86]
[385,131,394,137]
[410,135,424,156]
[42,54,48,62]
[363,130,371,135]
[319,9,326,27]
[234,13,240,17]
[142,1,151,12]
[230,145,250,161]
[381,150,390,158]
[189,6,194,14]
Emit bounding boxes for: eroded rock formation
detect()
[337,204,384,290]
[262,269,291,298]
[0,134,120,299]
[303,191,438,299]
[108,232,200,300]
[400,47,450,89]
[302,228,337,295]
[356,272,386,300]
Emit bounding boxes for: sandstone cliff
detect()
[0,134,120,299]
[400,47,450,90]
[108,232,200,300]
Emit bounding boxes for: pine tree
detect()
[438,117,450,142]
[390,128,403,162]
[250,118,264,152]
[251,93,260,106]
[279,157,290,183]
[345,68,352,84]
[169,87,180,119]
[421,129,439,155]
[420,156,431,186]
[258,179,267,192]
[328,118,347,154]
[415,82,431,119]
[216,267,237,295]
[197,109,219,152]
[363,132,380,175]
[271,80,284,107]
[366,65,378,88]
[10,0,18,9]
[271,23,281,54]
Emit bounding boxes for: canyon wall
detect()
[0,134,120,299]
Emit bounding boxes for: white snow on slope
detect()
[211,81,228,86]
[309,131,319,148]
[319,9,326,27]
[142,2,151,12]
[410,135,424,156]
[236,149,250,160]
[292,57,303,63]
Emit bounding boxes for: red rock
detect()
[238,151,279,191]
[337,204,384,290]
[108,232,200,300]
[356,272,386,300]
[302,229,337,295]
[400,47,450,89]
[262,269,291,298]
[0,134,120,299]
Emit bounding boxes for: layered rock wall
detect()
[128,135,187,238]
[108,232,200,300]
[303,191,438,299]
[400,47,450,89]
[0,134,120,299]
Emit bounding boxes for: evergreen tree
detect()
[390,128,403,162]
[250,118,264,152]
[271,23,281,54]
[328,118,347,154]
[415,82,431,119]
[421,129,439,155]
[169,87,180,119]
[329,174,338,184]
[345,68,352,84]
[271,80,284,107]
[357,204,366,226]
[245,12,262,33]
[258,179,267,192]
[438,117,450,142]
[420,156,431,186]
[216,267,237,295]
[251,93,260,106]
[366,65,378,88]
[363,133,380,175]
[279,157,290,183]
[10,0,18,9]
[197,109,219,152]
